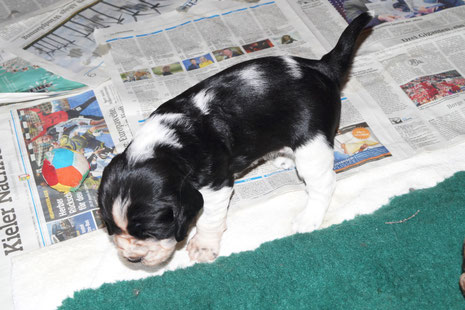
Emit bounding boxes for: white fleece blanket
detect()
[10,141,465,310]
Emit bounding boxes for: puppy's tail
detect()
[320,12,372,85]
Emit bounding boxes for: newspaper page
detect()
[349,27,465,155]
[93,0,328,127]
[0,0,191,87]
[289,0,465,51]
[0,81,131,308]
[230,160,305,209]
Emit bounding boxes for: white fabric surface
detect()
[10,141,465,310]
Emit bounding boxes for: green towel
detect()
[60,171,465,309]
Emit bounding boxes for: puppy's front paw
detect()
[187,234,221,263]
[292,209,325,233]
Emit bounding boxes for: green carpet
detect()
[60,171,465,310]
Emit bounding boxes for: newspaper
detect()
[0,81,132,307]
[0,82,132,241]
[93,0,328,127]
[349,29,465,154]
[0,0,193,87]
[2,0,465,308]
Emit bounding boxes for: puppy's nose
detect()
[127,257,143,263]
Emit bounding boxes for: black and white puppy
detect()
[98,13,372,266]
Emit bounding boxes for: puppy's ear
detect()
[174,181,203,242]
[97,208,116,235]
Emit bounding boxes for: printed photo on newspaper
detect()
[16,90,115,244]
[400,70,465,108]
[334,121,392,173]
[0,49,85,94]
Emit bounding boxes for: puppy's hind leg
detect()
[292,134,336,233]
[187,186,233,263]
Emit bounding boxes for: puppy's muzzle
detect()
[114,234,177,266]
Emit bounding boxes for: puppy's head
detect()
[98,153,203,266]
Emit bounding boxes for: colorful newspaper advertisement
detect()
[334,98,392,173]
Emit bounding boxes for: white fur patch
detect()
[127,113,184,164]
[238,65,266,91]
[292,134,336,233]
[197,186,232,230]
[187,186,233,262]
[112,194,131,231]
[282,56,303,79]
[193,89,215,114]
